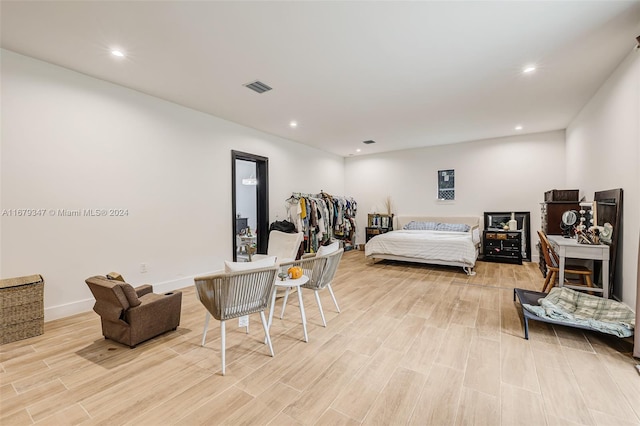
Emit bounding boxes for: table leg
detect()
[280,288,290,319]
[558,249,566,289]
[602,259,609,299]
[296,285,308,342]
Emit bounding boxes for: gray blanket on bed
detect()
[523,287,635,337]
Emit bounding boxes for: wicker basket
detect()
[0,274,44,344]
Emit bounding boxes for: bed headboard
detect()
[394,216,480,231]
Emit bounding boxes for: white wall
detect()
[0,50,344,320]
[566,48,639,307]
[345,130,567,254]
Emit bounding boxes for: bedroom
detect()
[1,1,639,424]
[2,0,638,320]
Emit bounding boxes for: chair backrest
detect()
[537,230,559,268]
[194,267,277,321]
[305,248,344,290]
[266,231,304,260]
[85,276,142,322]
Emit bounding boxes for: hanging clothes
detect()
[286,196,303,233]
[286,191,358,253]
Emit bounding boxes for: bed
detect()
[513,287,635,340]
[364,216,481,275]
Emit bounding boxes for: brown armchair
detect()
[85,275,182,348]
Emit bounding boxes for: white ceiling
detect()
[2,1,639,157]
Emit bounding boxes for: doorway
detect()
[231,151,269,261]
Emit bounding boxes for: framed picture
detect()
[437,169,455,200]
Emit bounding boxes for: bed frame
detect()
[513,288,635,340]
[368,216,481,275]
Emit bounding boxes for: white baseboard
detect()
[44,272,221,322]
[45,298,96,322]
[151,276,195,295]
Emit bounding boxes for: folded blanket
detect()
[523,287,635,338]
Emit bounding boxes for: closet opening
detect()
[231,151,269,261]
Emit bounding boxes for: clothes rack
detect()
[286,191,358,253]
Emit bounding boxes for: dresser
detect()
[483,230,522,264]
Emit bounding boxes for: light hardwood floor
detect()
[1,251,639,425]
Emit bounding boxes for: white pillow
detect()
[316,241,339,257]
[224,256,276,273]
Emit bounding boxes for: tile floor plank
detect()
[363,367,426,425]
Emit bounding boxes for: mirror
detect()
[235,159,257,261]
[231,151,269,261]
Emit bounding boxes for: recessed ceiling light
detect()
[356,149,361,153]
[522,66,536,74]
[289,121,298,128]
[515,125,523,131]
[111,50,125,58]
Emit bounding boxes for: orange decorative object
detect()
[287,266,303,279]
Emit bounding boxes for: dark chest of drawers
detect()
[483,230,522,264]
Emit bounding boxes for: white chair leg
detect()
[220,320,226,376]
[201,312,211,346]
[280,288,290,319]
[314,290,327,327]
[296,286,309,342]
[260,311,275,357]
[327,284,340,313]
[266,288,278,344]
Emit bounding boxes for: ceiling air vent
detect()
[244,80,272,94]
[363,140,376,144]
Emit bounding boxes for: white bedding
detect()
[365,230,477,267]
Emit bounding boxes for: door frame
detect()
[231,150,269,260]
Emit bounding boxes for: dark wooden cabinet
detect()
[539,190,580,276]
[483,230,522,264]
[540,202,580,235]
[365,226,391,242]
[365,213,394,243]
[484,211,531,261]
